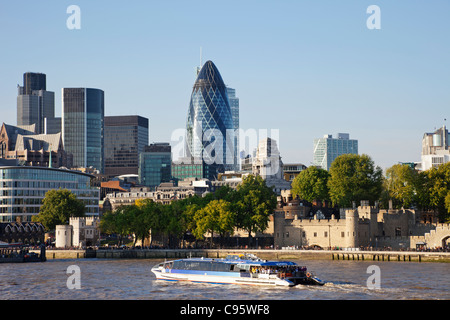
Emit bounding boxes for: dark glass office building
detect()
[62,88,104,173]
[186,61,235,170]
[17,72,55,134]
[171,157,221,182]
[104,115,149,177]
[138,143,171,189]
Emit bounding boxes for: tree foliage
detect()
[445,192,450,219]
[98,175,276,248]
[291,166,330,202]
[32,189,85,231]
[192,199,235,246]
[383,164,420,209]
[422,162,450,222]
[328,154,383,207]
[235,175,277,245]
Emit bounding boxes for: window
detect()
[341,232,345,237]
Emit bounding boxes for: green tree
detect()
[445,192,450,220]
[131,199,162,247]
[424,162,450,222]
[32,189,85,231]
[384,164,420,209]
[192,199,235,247]
[328,154,383,208]
[99,205,134,246]
[235,175,277,247]
[291,166,330,202]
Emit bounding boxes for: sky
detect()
[0,0,449,170]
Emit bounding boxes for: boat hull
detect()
[151,268,294,287]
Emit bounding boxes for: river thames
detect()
[1,258,448,300]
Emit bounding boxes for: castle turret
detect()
[345,208,359,248]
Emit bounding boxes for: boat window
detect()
[172,260,231,272]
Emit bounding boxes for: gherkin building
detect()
[186,60,235,169]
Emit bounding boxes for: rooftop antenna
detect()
[196,47,203,76]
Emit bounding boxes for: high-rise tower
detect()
[313,133,358,170]
[17,72,55,134]
[62,88,104,173]
[185,60,235,170]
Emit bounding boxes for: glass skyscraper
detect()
[62,88,104,173]
[138,143,171,189]
[17,72,55,134]
[313,133,358,170]
[186,60,235,170]
[226,87,239,171]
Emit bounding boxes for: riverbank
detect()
[32,248,450,262]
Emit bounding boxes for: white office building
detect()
[313,133,358,170]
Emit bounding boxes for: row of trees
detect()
[291,154,450,222]
[32,154,450,248]
[99,175,277,248]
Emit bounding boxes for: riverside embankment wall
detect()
[34,249,450,262]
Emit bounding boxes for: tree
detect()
[328,154,383,208]
[99,205,134,246]
[291,166,330,202]
[235,175,277,247]
[424,162,450,222]
[445,192,450,220]
[32,189,85,231]
[132,199,162,247]
[384,164,420,209]
[192,199,235,247]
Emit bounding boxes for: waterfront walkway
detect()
[32,248,450,262]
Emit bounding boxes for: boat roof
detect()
[170,256,297,267]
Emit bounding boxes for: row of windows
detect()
[1,168,91,182]
[1,180,85,190]
[0,188,95,198]
[0,205,98,215]
[0,198,42,205]
[172,260,232,272]
[0,197,98,206]
[278,231,356,238]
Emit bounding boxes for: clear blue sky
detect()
[1,0,449,169]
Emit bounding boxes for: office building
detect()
[0,166,99,222]
[138,143,172,189]
[420,125,450,170]
[104,115,149,177]
[227,87,240,171]
[185,60,235,171]
[17,72,55,134]
[172,157,221,182]
[44,117,62,135]
[62,88,104,173]
[313,133,358,170]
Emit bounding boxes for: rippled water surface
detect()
[1,258,449,300]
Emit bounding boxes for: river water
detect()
[0,258,449,300]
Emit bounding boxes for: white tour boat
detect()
[151,253,325,287]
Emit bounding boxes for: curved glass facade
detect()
[186,61,235,168]
[0,166,99,222]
